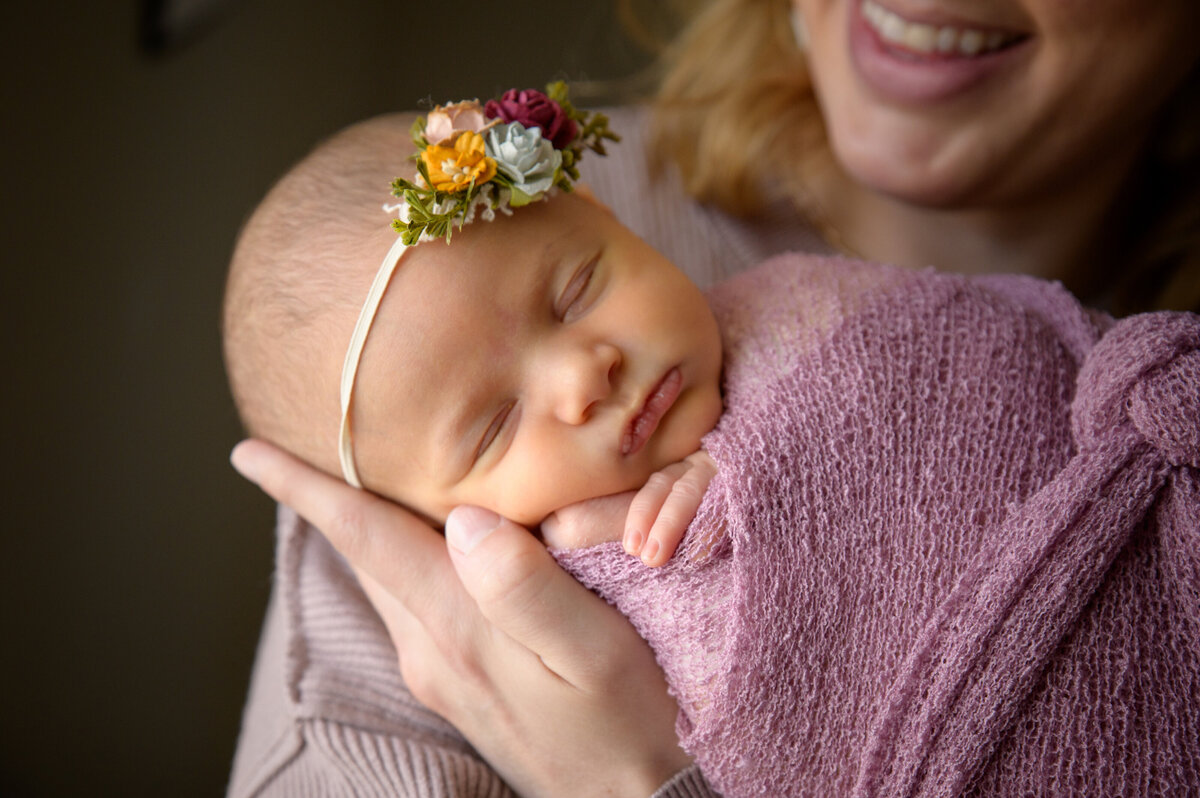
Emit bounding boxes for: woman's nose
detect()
[546,341,621,424]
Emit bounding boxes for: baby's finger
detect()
[541,491,635,549]
[623,461,689,555]
[641,469,710,566]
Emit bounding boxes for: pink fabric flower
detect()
[424,100,487,146]
[484,89,577,150]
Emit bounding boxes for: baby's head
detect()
[225,92,723,527]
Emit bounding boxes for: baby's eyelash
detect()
[474,401,516,464]
[557,253,601,322]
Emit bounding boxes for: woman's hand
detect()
[230,439,691,798]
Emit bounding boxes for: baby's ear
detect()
[572,183,616,218]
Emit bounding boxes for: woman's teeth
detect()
[861,0,1020,57]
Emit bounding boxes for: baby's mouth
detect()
[622,368,682,456]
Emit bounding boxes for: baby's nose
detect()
[550,342,621,424]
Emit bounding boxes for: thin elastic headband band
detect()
[338,234,412,487]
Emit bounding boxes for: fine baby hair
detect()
[223,116,406,479]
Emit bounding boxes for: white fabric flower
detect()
[485,122,562,203]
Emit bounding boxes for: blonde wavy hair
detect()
[645,0,1200,313]
[646,0,826,217]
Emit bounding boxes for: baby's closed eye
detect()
[473,400,519,467]
[556,251,602,322]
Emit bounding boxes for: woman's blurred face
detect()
[795,0,1200,208]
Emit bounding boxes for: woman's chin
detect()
[832,137,993,210]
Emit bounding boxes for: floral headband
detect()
[338,82,618,487]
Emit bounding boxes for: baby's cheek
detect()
[656,389,722,466]
[493,449,641,528]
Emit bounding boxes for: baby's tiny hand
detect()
[624,450,717,567]
[541,491,635,550]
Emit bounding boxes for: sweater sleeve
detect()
[652,765,722,798]
[231,718,513,797]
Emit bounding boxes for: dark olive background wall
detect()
[0,2,654,795]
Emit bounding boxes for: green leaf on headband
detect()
[546,80,570,106]
[410,116,428,149]
[415,158,434,190]
[508,186,536,208]
[391,177,422,197]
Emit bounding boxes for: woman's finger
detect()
[353,567,480,719]
[230,439,452,617]
[445,505,644,685]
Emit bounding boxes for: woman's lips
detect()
[849,0,1031,104]
[622,367,682,456]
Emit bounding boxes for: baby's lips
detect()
[622,367,683,456]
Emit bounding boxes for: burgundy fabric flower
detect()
[484,89,577,150]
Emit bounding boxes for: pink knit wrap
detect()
[552,255,1200,797]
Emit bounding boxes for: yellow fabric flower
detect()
[421,131,496,193]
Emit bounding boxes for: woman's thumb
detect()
[444,505,615,677]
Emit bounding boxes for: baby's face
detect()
[351,192,723,526]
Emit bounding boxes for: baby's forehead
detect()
[358,193,611,403]
[396,198,591,289]
[360,202,597,413]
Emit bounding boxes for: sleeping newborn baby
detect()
[224,89,1200,797]
[224,90,722,567]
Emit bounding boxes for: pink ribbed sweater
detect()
[554,256,1200,797]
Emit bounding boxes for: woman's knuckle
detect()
[495,544,543,586]
[447,650,491,694]
[326,502,371,556]
[400,658,442,709]
[476,545,545,607]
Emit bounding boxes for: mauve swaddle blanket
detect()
[553,255,1200,797]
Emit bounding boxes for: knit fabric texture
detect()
[553,255,1200,797]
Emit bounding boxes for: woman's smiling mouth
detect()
[849,0,1032,104]
[860,0,1026,59]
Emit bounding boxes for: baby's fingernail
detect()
[640,539,660,565]
[446,505,502,555]
[624,528,644,556]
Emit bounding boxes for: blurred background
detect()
[0,2,675,794]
